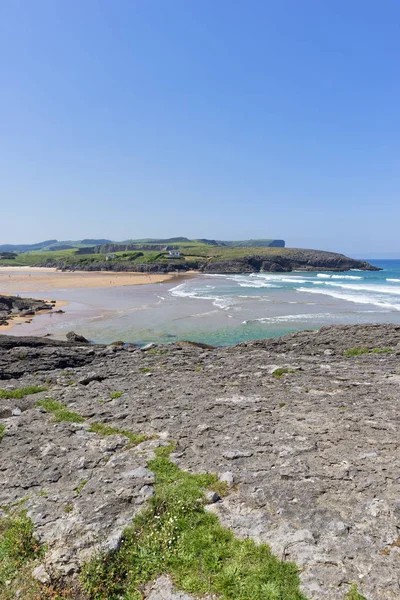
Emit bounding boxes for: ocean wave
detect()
[326,282,400,295]
[169,283,235,309]
[243,312,333,324]
[316,274,362,280]
[296,287,400,311]
[387,278,400,282]
[237,282,281,288]
[279,277,308,283]
[225,275,281,288]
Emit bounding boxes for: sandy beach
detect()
[0,267,193,334]
[0,267,185,293]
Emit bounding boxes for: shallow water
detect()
[2,259,400,345]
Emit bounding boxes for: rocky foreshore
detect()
[0,294,56,327]
[0,324,399,599]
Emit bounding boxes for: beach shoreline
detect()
[0,266,194,292]
[0,268,195,335]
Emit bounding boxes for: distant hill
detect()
[0,237,285,252]
[0,240,58,252]
[0,239,113,252]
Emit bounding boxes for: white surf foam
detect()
[326,282,400,295]
[296,287,400,311]
[169,283,235,309]
[243,313,333,324]
[387,278,400,282]
[225,275,281,288]
[316,274,362,280]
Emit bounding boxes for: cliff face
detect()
[45,249,379,274]
[201,249,379,274]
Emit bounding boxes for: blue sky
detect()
[1,0,399,256]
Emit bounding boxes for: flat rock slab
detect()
[1,323,400,599]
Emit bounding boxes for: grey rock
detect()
[141,343,156,351]
[219,471,235,487]
[1,323,399,600]
[66,331,89,344]
[222,450,253,459]
[204,491,220,504]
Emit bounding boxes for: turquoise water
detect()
[5,260,400,345]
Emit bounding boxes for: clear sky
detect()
[1,0,399,256]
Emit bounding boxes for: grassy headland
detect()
[0,239,378,273]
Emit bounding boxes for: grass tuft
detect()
[0,425,5,442]
[0,386,47,399]
[35,399,84,423]
[88,422,148,446]
[75,479,89,495]
[81,445,307,600]
[0,511,44,589]
[110,391,123,399]
[345,347,392,357]
[344,584,367,600]
[272,368,296,378]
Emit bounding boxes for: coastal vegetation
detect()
[87,422,149,446]
[81,444,306,600]
[344,347,393,357]
[0,240,378,273]
[35,398,85,423]
[0,386,47,399]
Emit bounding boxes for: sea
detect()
[2,259,400,346]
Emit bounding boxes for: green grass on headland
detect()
[0,243,295,269]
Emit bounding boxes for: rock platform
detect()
[0,323,399,599]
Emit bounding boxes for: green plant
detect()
[272,368,295,378]
[75,479,89,495]
[344,347,370,357]
[0,425,5,442]
[0,511,44,589]
[35,399,84,423]
[140,368,152,374]
[64,505,73,514]
[110,391,123,399]
[81,444,306,600]
[88,422,148,446]
[344,584,367,600]
[345,347,392,357]
[0,386,47,399]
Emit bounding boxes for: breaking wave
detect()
[169,283,235,310]
[296,287,400,311]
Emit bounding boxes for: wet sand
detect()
[0,267,186,292]
[0,268,194,335]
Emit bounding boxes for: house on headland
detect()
[168,250,181,258]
